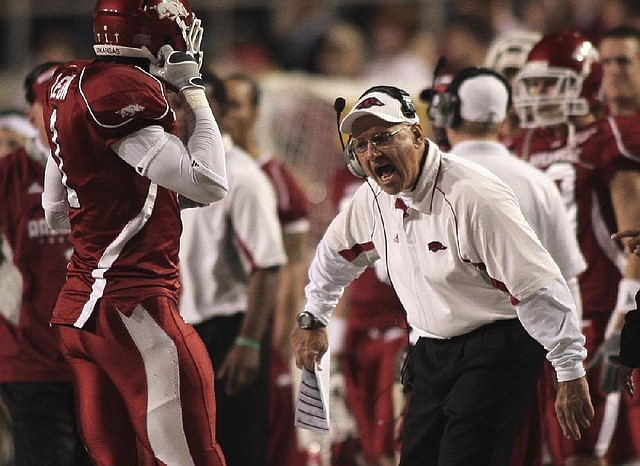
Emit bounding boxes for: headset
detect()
[334,85,418,179]
[424,66,512,130]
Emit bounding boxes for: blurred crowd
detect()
[2,0,640,109]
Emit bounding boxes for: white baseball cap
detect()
[340,89,419,134]
[458,74,510,124]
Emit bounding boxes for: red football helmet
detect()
[93,0,203,62]
[512,29,602,128]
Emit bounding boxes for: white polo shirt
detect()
[179,135,286,324]
[305,141,586,382]
[450,140,586,280]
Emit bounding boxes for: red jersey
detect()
[260,158,310,232]
[0,147,72,382]
[330,166,405,329]
[43,60,182,328]
[511,116,640,317]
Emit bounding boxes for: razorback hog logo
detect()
[355,97,385,110]
[117,104,145,119]
[427,241,447,252]
[148,0,188,20]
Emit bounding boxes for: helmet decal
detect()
[147,0,189,21]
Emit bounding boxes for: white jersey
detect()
[179,136,286,324]
[304,141,586,382]
[449,140,586,280]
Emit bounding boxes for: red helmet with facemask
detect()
[512,29,602,128]
[93,0,202,62]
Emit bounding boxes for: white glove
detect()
[150,45,204,92]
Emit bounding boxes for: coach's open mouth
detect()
[375,163,396,183]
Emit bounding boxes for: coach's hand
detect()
[292,327,328,371]
[555,376,594,440]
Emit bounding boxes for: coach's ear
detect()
[411,124,425,147]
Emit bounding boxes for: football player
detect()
[511,29,640,466]
[40,1,228,465]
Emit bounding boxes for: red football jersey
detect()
[511,116,640,317]
[330,166,405,329]
[0,148,72,382]
[43,60,182,328]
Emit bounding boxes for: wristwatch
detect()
[297,311,326,330]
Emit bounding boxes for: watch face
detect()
[298,313,313,329]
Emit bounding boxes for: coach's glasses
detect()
[351,124,411,156]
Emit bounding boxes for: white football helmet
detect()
[512,29,602,128]
[485,30,542,80]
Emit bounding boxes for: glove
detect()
[149,45,204,92]
[588,332,622,393]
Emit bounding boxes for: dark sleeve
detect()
[620,291,640,368]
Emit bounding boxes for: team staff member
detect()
[291,86,593,466]
[222,74,310,466]
[179,71,286,466]
[40,1,228,464]
[427,67,587,466]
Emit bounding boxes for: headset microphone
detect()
[433,55,448,81]
[334,97,347,151]
[334,96,367,179]
[419,55,448,103]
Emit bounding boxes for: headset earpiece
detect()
[344,139,367,179]
[425,67,512,130]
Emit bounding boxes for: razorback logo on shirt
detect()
[427,241,447,252]
[117,103,145,119]
[356,97,385,110]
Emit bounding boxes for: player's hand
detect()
[588,332,622,393]
[149,45,204,92]
[555,376,594,440]
[291,327,328,371]
[618,365,635,397]
[611,229,640,256]
[217,344,260,396]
